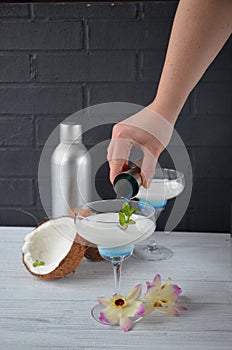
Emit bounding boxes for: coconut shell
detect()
[22,208,103,280]
[23,233,87,280]
[77,208,103,261]
[77,208,95,219]
[84,246,103,261]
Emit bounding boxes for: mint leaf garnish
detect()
[33,260,39,267]
[122,203,131,216]
[119,211,127,227]
[118,203,138,229]
[33,260,45,267]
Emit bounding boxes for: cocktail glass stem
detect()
[99,245,134,295]
[146,240,158,252]
[112,261,122,294]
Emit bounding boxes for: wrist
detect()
[148,98,181,126]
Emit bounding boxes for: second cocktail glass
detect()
[133,168,185,261]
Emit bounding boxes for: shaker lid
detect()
[60,122,82,143]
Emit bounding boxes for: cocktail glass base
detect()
[91,304,142,326]
[133,242,173,261]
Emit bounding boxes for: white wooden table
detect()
[0,227,231,350]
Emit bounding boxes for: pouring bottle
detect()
[51,122,92,217]
[113,161,142,199]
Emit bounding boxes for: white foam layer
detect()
[137,180,184,201]
[76,212,155,248]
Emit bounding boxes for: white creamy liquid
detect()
[76,212,155,248]
[137,180,184,202]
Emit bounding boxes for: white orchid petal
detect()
[119,316,131,332]
[103,306,120,325]
[142,303,155,316]
[146,285,160,297]
[123,301,143,317]
[125,284,142,303]
[152,274,161,286]
[97,297,112,307]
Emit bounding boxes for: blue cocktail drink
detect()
[98,244,134,261]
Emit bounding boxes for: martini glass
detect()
[75,199,156,325]
[133,169,185,261]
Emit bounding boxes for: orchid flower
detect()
[97,284,144,332]
[142,274,186,317]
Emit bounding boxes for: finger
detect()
[107,138,132,162]
[107,138,132,184]
[109,159,126,184]
[140,148,158,189]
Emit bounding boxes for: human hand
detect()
[107,107,174,188]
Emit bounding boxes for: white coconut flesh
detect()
[22,217,77,275]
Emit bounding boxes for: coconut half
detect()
[22,217,86,280]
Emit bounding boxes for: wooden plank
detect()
[0,277,232,304]
[0,299,232,332]
[1,329,232,350]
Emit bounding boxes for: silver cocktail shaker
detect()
[51,122,92,217]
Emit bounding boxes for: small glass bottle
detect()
[113,164,142,199]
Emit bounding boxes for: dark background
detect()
[0,1,231,231]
